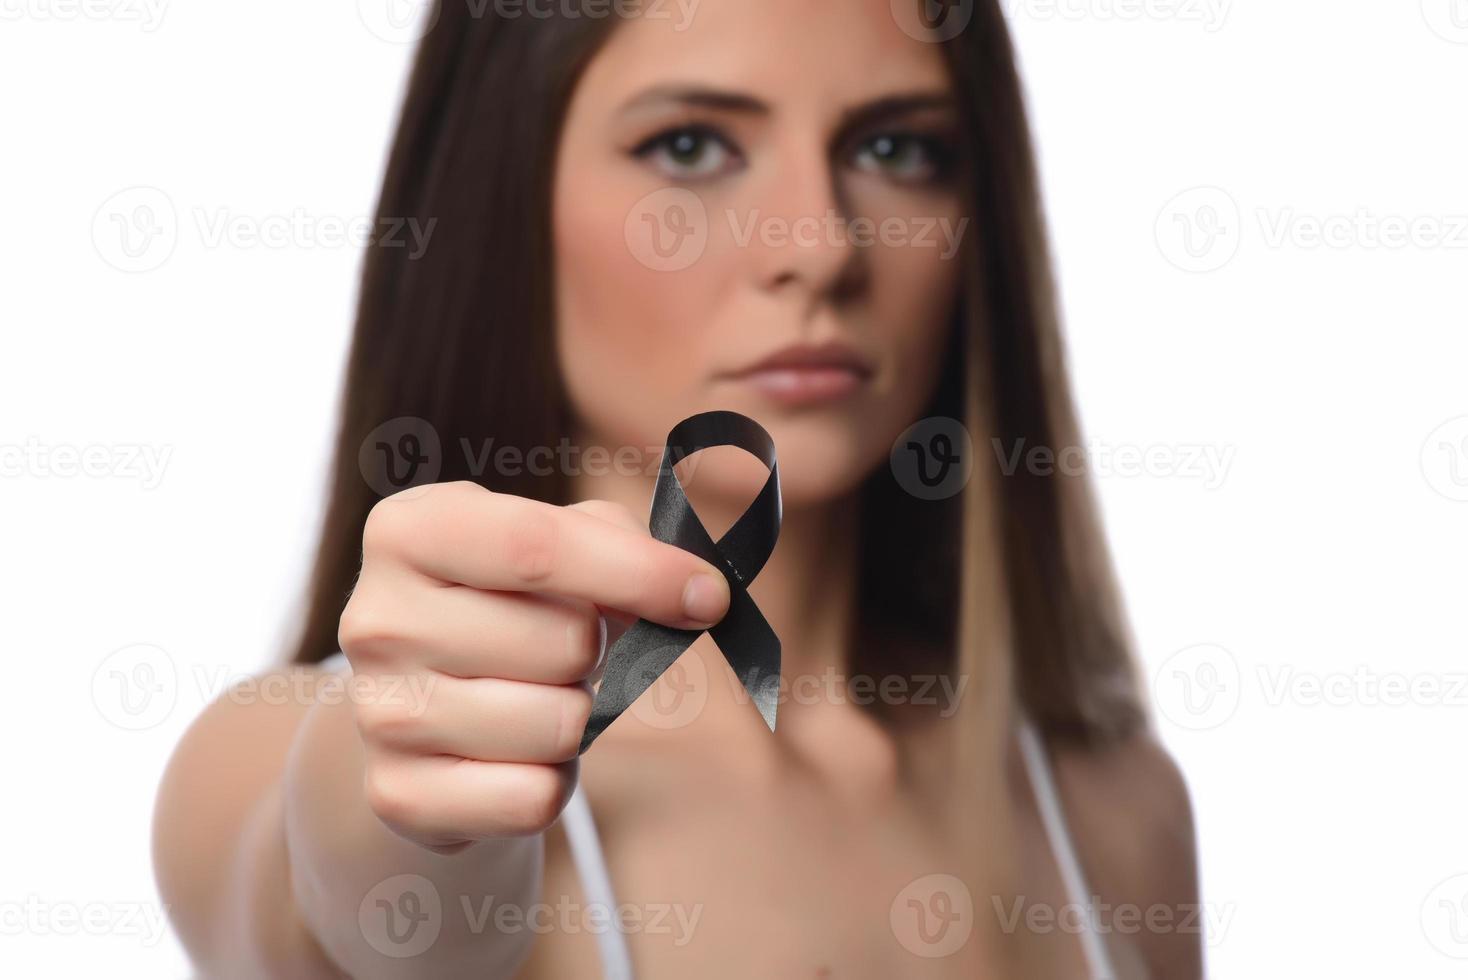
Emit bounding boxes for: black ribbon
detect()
[578,410,782,754]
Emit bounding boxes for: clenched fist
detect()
[338,481,731,851]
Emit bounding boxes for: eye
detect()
[632,125,743,180]
[850,133,954,186]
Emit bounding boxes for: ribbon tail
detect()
[709,588,781,733]
[578,618,703,755]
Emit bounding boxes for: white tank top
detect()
[318,651,1117,977]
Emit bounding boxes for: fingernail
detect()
[681,572,727,627]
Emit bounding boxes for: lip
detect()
[728,340,876,378]
[720,341,876,407]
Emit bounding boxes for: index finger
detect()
[377,482,732,631]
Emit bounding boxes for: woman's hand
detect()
[338,480,732,851]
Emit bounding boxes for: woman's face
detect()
[553,0,966,508]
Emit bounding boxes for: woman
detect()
[153,0,1202,976]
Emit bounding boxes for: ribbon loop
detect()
[578,411,782,754]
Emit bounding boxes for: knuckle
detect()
[501,504,559,585]
[355,694,420,747]
[513,767,568,832]
[577,498,638,530]
[362,496,418,558]
[337,596,405,657]
[625,544,661,612]
[363,764,419,830]
[562,608,604,679]
[554,685,594,760]
[438,480,486,508]
[363,481,478,559]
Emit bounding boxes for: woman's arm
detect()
[151,664,543,979]
[152,484,731,978]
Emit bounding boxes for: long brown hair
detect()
[288,0,1146,748]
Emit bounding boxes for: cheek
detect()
[843,180,966,404]
[867,230,964,399]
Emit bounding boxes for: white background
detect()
[3,1,1466,976]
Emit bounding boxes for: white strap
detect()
[1016,717,1116,980]
[561,783,634,980]
[319,650,349,673]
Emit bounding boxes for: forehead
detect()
[576,0,953,113]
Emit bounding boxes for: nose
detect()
[745,144,862,304]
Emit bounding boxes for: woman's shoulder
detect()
[1050,727,1195,843]
[1048,727,1204,978]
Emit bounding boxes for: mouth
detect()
[720,341,876,408]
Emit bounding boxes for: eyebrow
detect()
[619,85,771,117]
[616,85,957,134]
